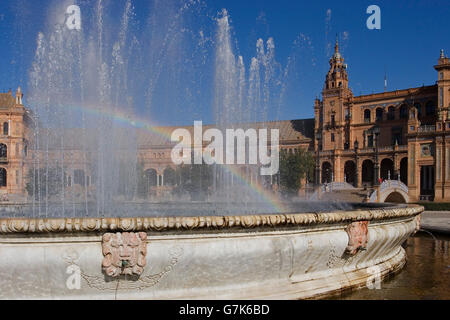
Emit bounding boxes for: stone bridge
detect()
[369,180,409,204]
[309,180,409,204]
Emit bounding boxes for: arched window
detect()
[426,101,436,116]
[362,160,374,184]
[414,103,422,119]
[344,161,356,186]
[388,107,396,120]
[0,168,6,187]
[376,108,383,121]
[380,158,394,181]
[3,122,8,136]
[399,105,408,119]
[0,144,7,158]
[144,169,158,187]
[163,167,177,186]
[322,162,333,183]
[364,109,371,123]
[74,169,85,186]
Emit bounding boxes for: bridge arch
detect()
[369,180,409,203]
[381,190,408,204]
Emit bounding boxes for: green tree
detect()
[279,149,315,195]
[172,164,213,201]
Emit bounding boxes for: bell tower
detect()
[314,36,354,185]
[319,36,353,152]
[325,37,349,91]
[435,49,450,118]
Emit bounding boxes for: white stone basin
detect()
[0,205,423,299]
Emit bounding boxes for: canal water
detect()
[335,232,450,300]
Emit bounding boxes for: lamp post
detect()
[315,132,322,185]
[373,126,380,186]
[354,139,359,188]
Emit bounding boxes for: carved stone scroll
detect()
[0,206,424,234]
[102,232,147,277]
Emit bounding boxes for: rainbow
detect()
[32,102,287,213]
[222,165,288,213]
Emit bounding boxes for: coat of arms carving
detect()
[345,221,369,255]
[102,232,147,277]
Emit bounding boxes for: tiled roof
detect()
[136,119,315,147]
[32,119,315,150]
[353,85,437,103]
[0,93,15,109]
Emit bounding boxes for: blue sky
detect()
[0,0,448,124]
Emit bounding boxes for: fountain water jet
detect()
[0,1,423,300]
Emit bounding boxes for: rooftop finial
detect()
[15,86,23,105]
[441,49,445,59]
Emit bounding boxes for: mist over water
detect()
[3,0,340,218]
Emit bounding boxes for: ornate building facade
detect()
[0,88,33,199]
[314,41,450,202]
[0,43,448,203]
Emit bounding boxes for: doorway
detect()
[420,166,435,200]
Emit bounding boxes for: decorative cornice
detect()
[0,205,423,234]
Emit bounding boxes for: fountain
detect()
[0,0,423,299]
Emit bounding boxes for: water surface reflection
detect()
[336,233,450,300]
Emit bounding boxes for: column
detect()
[444,142,450,200]
[355,152,360,188]
[393,152,399,180]
[315,164,321,185]
[374,160,380,185]
[374,133,380,185]
[408,142,419,202]
[435,140,443,200]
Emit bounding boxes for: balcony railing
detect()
[419,195,434,202]
[0,157,7,164]
[319,150,333,156]
[418,125,436,133]
[319,145,408,156]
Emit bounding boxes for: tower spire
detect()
[441,49,445,59]
[335,34,339,53]
[325,33,348,90]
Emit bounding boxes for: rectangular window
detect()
[440,88,444,107]
[15,170,19,185]
[331,133,335,142]
[367,135,374,147]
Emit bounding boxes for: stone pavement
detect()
[421,211,450,235]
